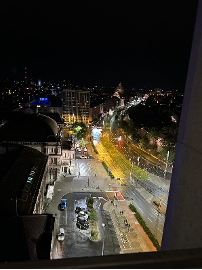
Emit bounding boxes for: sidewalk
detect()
[86,137,157,253]
[103,196,156,253]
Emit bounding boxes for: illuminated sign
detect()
[39,97,48,102]
[21,167,37,201]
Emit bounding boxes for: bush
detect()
[129,203,137,213]
[102,161,115,179]
[88,208,98,222]
[91,230,99,240]
[129,203,160,250]
[86,196,94,208]
[90,138,99,154]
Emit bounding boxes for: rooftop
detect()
[0,143,48,216]
[0,113,59,142]
[0,214,54,263]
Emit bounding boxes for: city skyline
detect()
[0,1,199,90]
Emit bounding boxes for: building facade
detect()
[62,89,91,124]
[0,112,74,186]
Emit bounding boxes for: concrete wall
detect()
[161,1,202,250]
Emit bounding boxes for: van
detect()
[57,228,65,241]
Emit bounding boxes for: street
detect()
[46,137,170,258]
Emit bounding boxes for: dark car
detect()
[76,216,89,229]
[75,206,87,214]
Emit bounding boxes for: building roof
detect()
[0,214,54,263]
[41,112,63,124]
[63,88,90,94]
[0,113,59,142]
[0,143,48,216]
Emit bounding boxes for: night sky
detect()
[0,0,199,90]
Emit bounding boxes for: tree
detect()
[162,123,178,146]
[72,122,89,140]
[86,196,94,208]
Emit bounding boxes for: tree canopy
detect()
[72,122,89,140]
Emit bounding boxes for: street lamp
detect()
[117,136,122,161]
[130,160,133,182]
[163,150,170,179]
[81,138,84,155]
[101,223,106,256]
[136,156,140,187]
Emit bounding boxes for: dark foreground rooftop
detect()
[0,214,54,263]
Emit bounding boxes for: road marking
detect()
[138,207,143,213]
[158,228,162,233]
[148,218,152,222]
[98,197,107,201]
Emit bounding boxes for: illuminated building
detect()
[62,89,91,124]
[24,67,28,85]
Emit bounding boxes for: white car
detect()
[57,228,65,241]
[80,155,87,159]
[78,211,88,220]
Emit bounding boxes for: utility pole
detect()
[82,138,84,155]
[164,150,170,179]
[101,223,106,256]
[130,161,133,182]
[136,156,140,187]
[87,177,90,187]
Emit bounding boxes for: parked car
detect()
[60,199,67,210]
[80,155,87,159]
[57,228,65,241]
[76,148,81,152]
[78,211,88,220]
[76,216,89,229]
[75,206,87,214]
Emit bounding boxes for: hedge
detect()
[90,138,99,154]
[102,161,115,179]
[129,203,160,250]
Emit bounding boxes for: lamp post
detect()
[117,136,122,161]
[136,156,140,187]
[130,160,133,182]
[81,138,84,155]
[87,177,90,187]
[101,223,106,256]
[163,150,170,179]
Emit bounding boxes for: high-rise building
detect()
[24,67,28,85]
[62,89,91,124]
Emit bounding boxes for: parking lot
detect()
[53,192,120,259]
